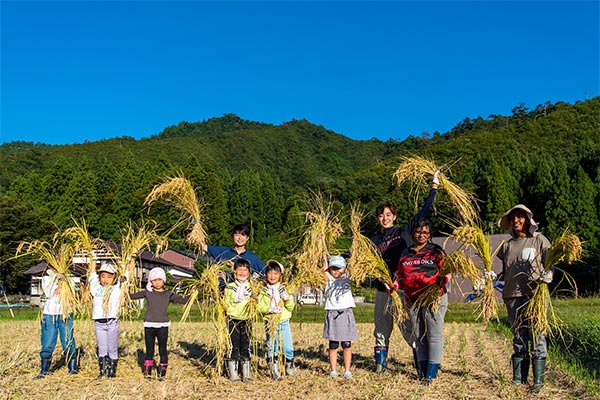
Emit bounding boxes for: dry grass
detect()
[392,155,479,225]
[144,173,208,252]
[347,205,408,321]
[2,319,594,400]
[15,235,79,320]
[526,228,583,339]
[290,193,343,292]
[449,225,504,322]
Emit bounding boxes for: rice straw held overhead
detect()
[347,204,408,321]
[62,217,105,318]
[526,228,583,339]
[177,260,230,379]
[392,155,479,225]
[113,220,169,319]
[15,234,79,320]
[144,173,208,253]
[450,225,503,321]
[291,193,343,291]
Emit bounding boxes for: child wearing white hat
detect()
[130,267,189,379]
[322,255,358,379]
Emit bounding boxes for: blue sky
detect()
[1,1,598,145]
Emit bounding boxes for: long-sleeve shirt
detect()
[257,285,294,323]
[89,272,121,320]
[397,242,446,303]
[206,245,265,275]
[370,188,437,290]
[41,270,63,316]
[324,272,356,310]
[497,232,551,299]
[223,281,252,320]
[130,289,188,327]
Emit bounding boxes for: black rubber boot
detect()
[107,358,118,378]
[97,356,108,379]
[35,358,51,379]
[532,358,546,393]
[511,355,523,385]
[157,363,168,379]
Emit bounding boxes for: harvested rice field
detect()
[1,320,595,400]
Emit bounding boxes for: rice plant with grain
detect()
[15,233,79,320]
[526,228,583,340]
[450,225,504,321]
[111,220,169,319]
[392,155,479,225]
[347,204,407,321]
[290,192,344,292]
[144,172,208,253]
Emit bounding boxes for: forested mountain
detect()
[1,98,598,294]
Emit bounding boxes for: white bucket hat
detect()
[98,263,117,274]
[497,204,538,235]
[265,259,284,274]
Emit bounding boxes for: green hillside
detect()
[0,98,598,295]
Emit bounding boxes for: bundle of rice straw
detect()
[291,193,343,292]
[392,155,479,225]
[413,250,480,313]
[16,234,79,320]
[144,173,208,252]
[450,225,503,321]
[177,261,230,378]
[112,221,169,319]
[347,205,408,321]
[62,218,105,318]
[526,228,582,339]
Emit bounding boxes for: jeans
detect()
[40,313,77,361]
[505,297,547,358]
[265,319,294,360]
[410,293,448,364]
[374,291,394,347]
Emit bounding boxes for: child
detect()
[223,258,254,382]
[89,263,123,378]
[322,255,358,379]
[35,263,78,378]
[257,260,295,380]
[130,267,189,379]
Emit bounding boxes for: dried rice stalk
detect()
[177,261,230,378]
[392,155,479,224]
[16,235,79,320]
[526,228,583,338]
[291,193,343,291]
[450,225,504,321]
[144,173,208,252]
[347,205,408,321]
[112,221,169,319]
[63,218,106,318]
[414,250,479,313]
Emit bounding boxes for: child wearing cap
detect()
[322,255,358,380]
[89,263,124,378]
[257,259,295,380]
[130,267,189,379]
[223,258,255,382]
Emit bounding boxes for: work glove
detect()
[432,170,441,186]
[484,270,497,280]
[119,276,127,284]
[531,268,553,284]
[280,288,291,301]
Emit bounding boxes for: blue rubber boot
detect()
[374,346,388,374]
[35,358,51,379]
[421,362,440,386]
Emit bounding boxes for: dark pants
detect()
[144,326,169,364]
[228,319,251,361]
